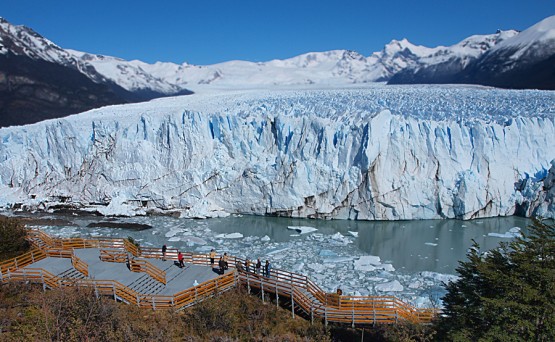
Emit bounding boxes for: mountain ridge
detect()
[1,15,554,127]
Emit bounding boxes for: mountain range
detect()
[1,15,554,127]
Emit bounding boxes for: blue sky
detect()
[1,0,553,65]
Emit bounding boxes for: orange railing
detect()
[129,259,167,285]
[71,254,89,277]
[4,229,441,324]
[0,249,46,280]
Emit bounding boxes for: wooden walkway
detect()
[0,229,438,325]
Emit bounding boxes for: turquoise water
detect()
[38,214,530,275]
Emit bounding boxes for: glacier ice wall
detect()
[0,86,554,219]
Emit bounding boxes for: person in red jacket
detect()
[178,251,184,268]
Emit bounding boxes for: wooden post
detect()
[41,271,46,291]
[136,294,140,306]
[113,284,116,301]
[352,300,355,328]
[247,273,251,294]
[95,283,99,298]
[373,300,376,325]
[31,251,35,263]
[152,297,156,310]
[325,296,328,326]
[261,281,265,303]
[14,259,18,269]
[310,305,314,325]
[276,282,279,308]
[291,287,295,318]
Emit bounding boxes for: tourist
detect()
[245,258,251,272]
[255,258,261,275]
[223,252,229,270]
[218,256,225,274]
[209,249,216,266]
[162,244,167,261]
[265,260,271,278]
[336,288,343,296]
[177,251,184,268]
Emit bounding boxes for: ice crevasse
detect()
[0,87,554,219]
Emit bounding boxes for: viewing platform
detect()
[0,229,438,325]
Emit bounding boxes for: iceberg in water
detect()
[0,86,554,220]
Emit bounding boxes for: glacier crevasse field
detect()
[1,85,554,220]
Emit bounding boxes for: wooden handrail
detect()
[129,259,167,285]
[71,254,89,277]
[14,230,439,324]
[0,249,46,276]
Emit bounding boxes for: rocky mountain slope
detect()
[389,16,555,89]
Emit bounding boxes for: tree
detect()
[436,218,555,341]
[0,216,30,260]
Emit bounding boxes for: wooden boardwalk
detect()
[0,229,439,325]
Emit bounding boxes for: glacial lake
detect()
[22,213,530,306]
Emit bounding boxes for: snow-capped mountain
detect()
[2,15,554,127]
[0,17,192,127]
[70,33,515,92]
[1,86,554,220]
[389,16,555,89]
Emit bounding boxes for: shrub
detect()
[0,216,30,260]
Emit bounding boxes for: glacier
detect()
[0,85,554,220]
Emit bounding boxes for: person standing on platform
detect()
[265,260,272,278]
[178,251,184,268]
[162,244,167,261]
[245,258,251,272]
[218,256,225,274]
[255,258,261,275]
[223,252,229,270]
[209,249,216,266]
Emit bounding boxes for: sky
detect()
[1,0,554,65]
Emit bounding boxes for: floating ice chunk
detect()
[289,234,300,237]
[292,262,305,272]
[323,257,354,264]
[408,280,423,289]
[380,264,395,272]
[287,226,318,234]
[354,255,381,271]
[425,242,438,246]
[330,232,352,244]
[375,280,403,292]
[307,263,326,273]
[420,271,459,284]
[261,235,271,242]
[182,235,207,245]
[267,246,290,255]
[319,249,337,257]
[348,231,359,237]
[168,237,181,241]
[488,227,522,238]
[215,232,244,239]
[165,228,182,238]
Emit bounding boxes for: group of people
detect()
[162,244,185,268]
[243,257,272,278]
[162,245,273,278]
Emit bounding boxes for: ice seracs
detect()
[0,86,554,220]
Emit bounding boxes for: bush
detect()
[435,218,555,341]
[0,216,30,260]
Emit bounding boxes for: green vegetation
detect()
[435,218,555,341]
[0,285,331,341]
[0,216,30,261]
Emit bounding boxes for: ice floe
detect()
[287,226,318,234]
